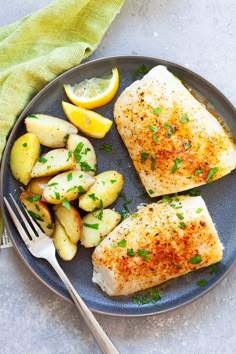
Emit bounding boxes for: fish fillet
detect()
[114,65,236,197]
[92,196,223,296]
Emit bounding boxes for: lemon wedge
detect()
[63,67,119,109]
[62,101,113,139]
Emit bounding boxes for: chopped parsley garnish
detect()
[148,189,155,195]
[80,161,95,173]
[196,208,203,213]
[25,195,41,203]
[134,64,149,79]
[184,141,190,150]
[189,255,202,264]
[46,224,53,229]
[38,156,47,164]
[83,223,99,230]
[67,151,72,161]
[132,296,142,305]
[152,134,159,143]
[188,188,201,196]
[148,124,159,133]
[73,142,84,162]
[210,264,218,274]
[119,209,130,222]
[178,221,186,229]
[48,182,58,187]
[151,155,156,170]
[176,213,184,220]
[27,114,38,119]
[89,193,99,201]
[62,198,71,210]
[132,288,161,305]
[180,113,190,124]
[127,248,135,256]
[112,239,127,248]
[67,173,73,182]
[22,142,27,147]
[171,157,182,173]
[99,143,112,152]
[153,106,163,115]
[63,134,69,144]
[170,203,182,209]
[93,200,104,221]
[82,147,91,154]
[161,195,172,203]
[148,288,161,302]
[196,279,208,287]
[66,186,78,192]
[28,211,43,222]
[164,123,176,135]
[96,209,104,221]
[35,204,40,212]
[78,185,86,196]
[55,192,60,200]
[138,249,150,260]
[141,152,149,163]
[110,179,117,184]
[132,213,139,218]
[119,192,132,212]
[207,167,219,182]
[194,168,203,176]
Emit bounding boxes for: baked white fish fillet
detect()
[114,65,236,197]
[92,196,223,296]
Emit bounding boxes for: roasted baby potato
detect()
[10,133,40,185]
[25,114,78,148]
[43,170,96,204]
[81,209,121,248]
[79,170,124,212]
[66,134,97,176]
[26,176,51,195]
[53,204,82,244]
[20,191,54,236]
[30,148,76,178]
[53,216,77,261]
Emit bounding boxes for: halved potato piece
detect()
[30,148,76,178]
[53,216,77,261]
[79,170,124,212]
[25,114,78,148]
[10,133,40,185]
[81,209,121,248]
[20,191,54,236]
[43,170,96,204]
[66,134,97,176]
[26,176,51,195]
[54,204,82,244]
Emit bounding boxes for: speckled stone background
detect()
[0,1,236,353]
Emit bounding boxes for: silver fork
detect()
[4,194,119,354]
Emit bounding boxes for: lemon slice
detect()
[63,67,119,109]
[62,101,113,139]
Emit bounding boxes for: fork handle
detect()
[47,255,120,354]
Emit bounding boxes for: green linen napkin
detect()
[0,0,125,238]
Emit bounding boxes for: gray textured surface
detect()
[0,0,236,353]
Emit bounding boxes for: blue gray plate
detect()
[1,56,236,316]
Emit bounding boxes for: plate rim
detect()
[1,54,236,317]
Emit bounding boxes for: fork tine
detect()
[9,193,45,240]
[4,197,31,248]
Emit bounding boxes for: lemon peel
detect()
[63,67,119,109]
